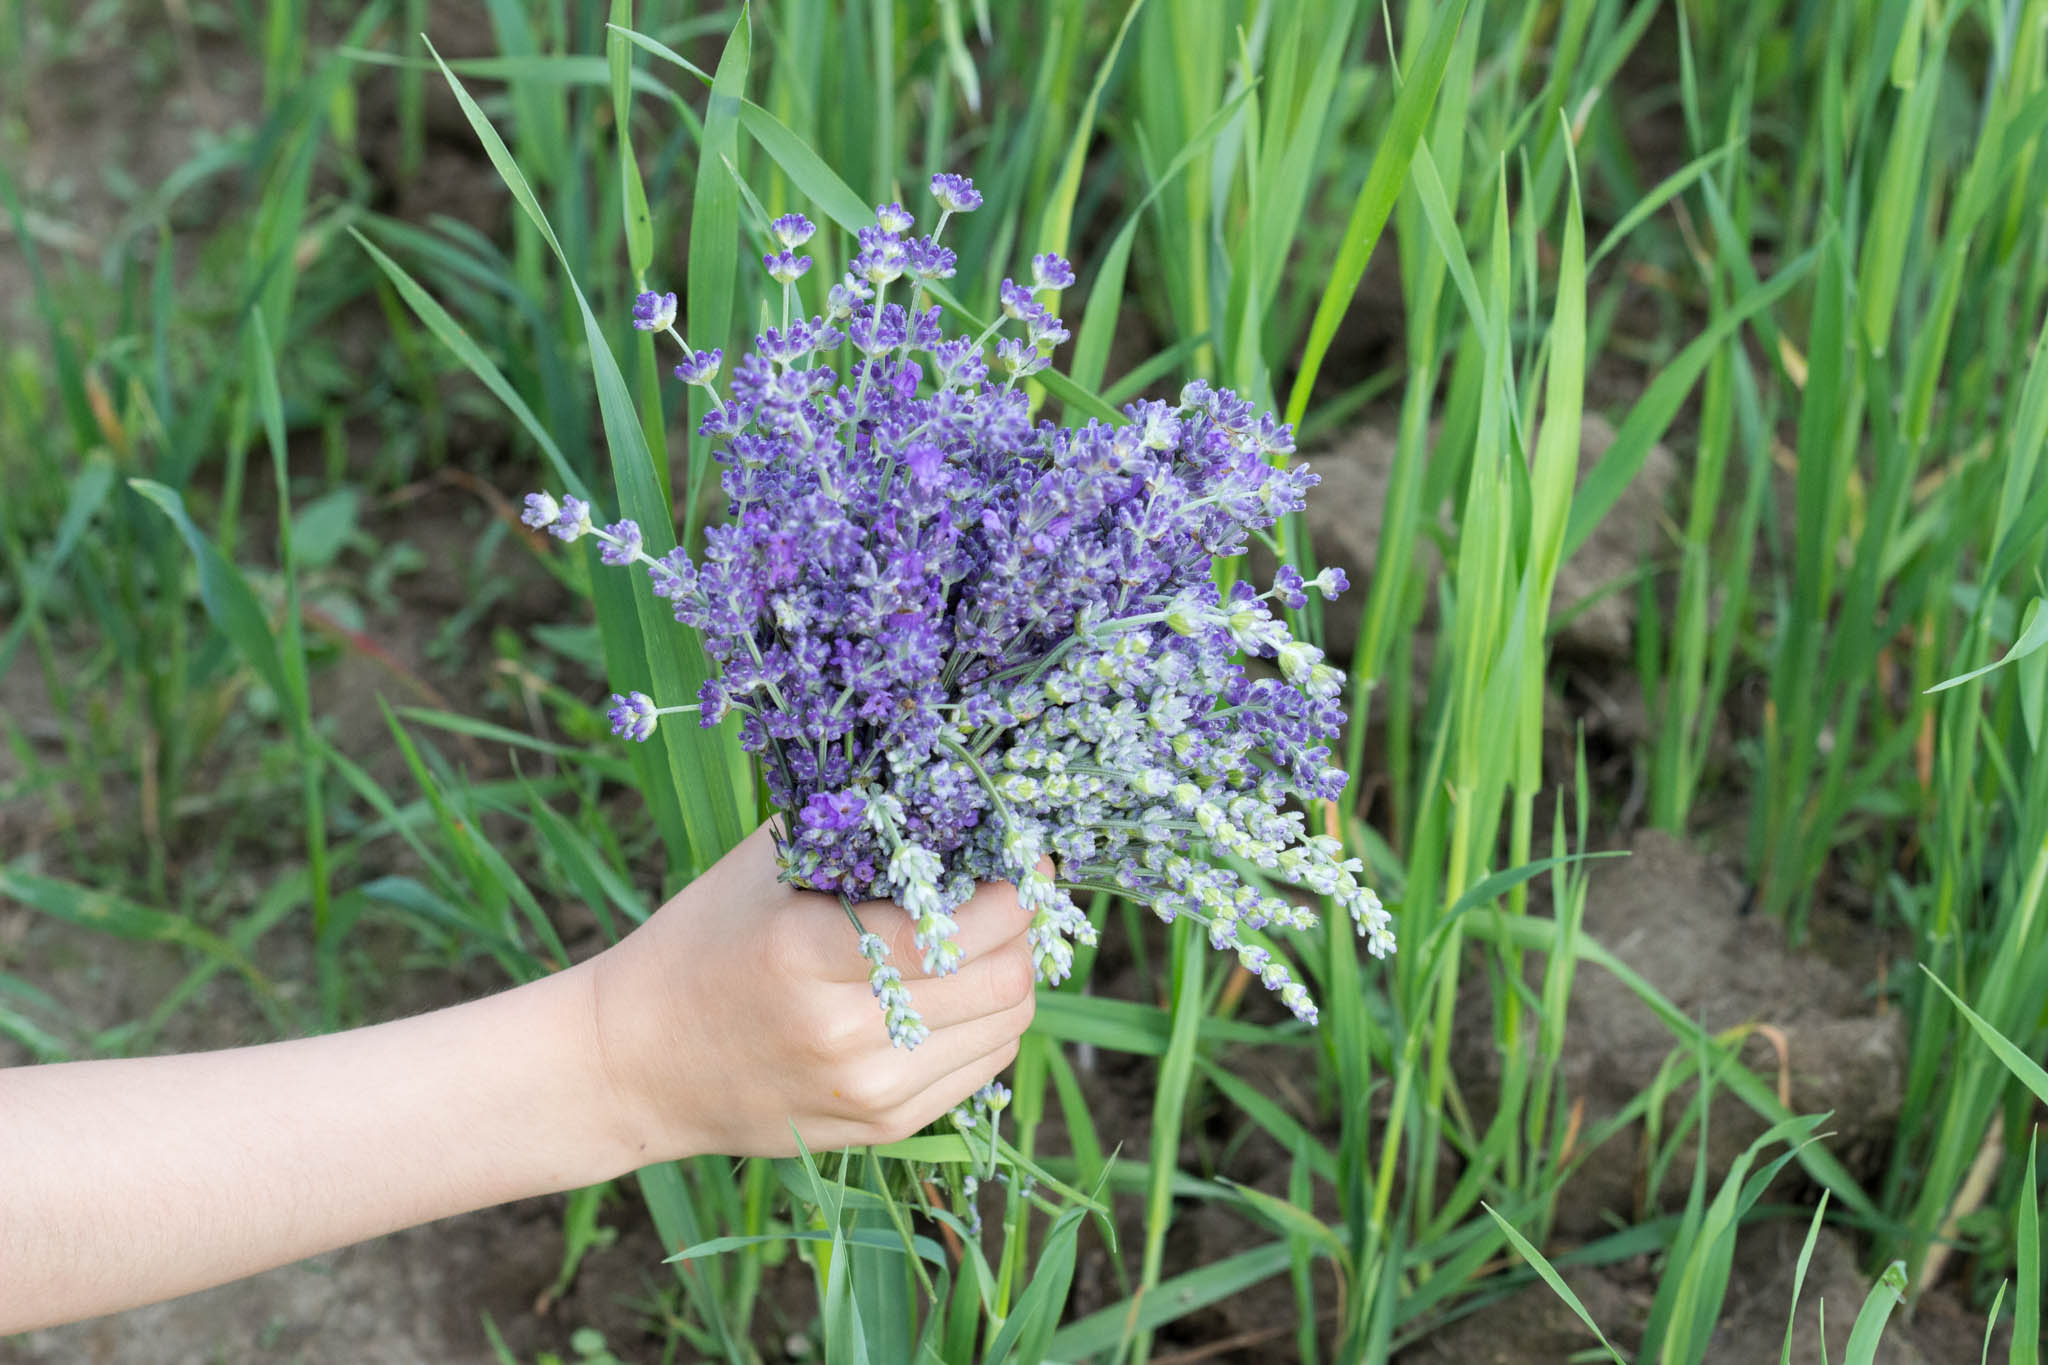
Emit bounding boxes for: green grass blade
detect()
[1782,1194,1832,1365]
[1284,0,1471,426]
[1919,965,2048,1106]
[1045,1241,1294,1358]
[0,451,114,681]
[426,37,752,877]
[683,7,750,544]
[1481,1203,1630,1365]
[1841,1261,1907,1365]
[1131,921,1206,1362]
[1564,243,1817,561]
[1034,0,1146,262]
[0,868,277,1008]
[350,226,583,496]
[2017,1131,2040,1365]
[127,480,286,698]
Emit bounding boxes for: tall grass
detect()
[3,1,2046,1360]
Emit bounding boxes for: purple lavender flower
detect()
[536,172,1383,1045]
[608,691,659,742]
[853,237,909,286]
[771,213,817,248]
[997,278,1034,319]
[1030,253,1075,290]
[632,290,677,332]
[1273,565,1308,610]
[674,347,723,386]
[905,236,957,281]
[801,789,870,832]
[994,336,1048,378]
[600,519,642,566]
[521,491,561,531]
[764,250,813,284]
[1023,305,1070,350]
[551,496,592,541]
[929,172,983,213]
[826,272,873,320]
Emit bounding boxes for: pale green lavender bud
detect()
[1307,662,1345,699]
[1018,868,1060,914]
[1139,407,1178,449]
[865,790,907,834]
[1134,769,1175,798]
[1277,639,1321,684]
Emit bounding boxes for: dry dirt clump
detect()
[1416,829,1931,1363]
[1303,413,1680,666]
[1530,830,1905,1233]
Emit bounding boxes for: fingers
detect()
[805,876,1034,983]
[873,1033,1026,1145]
[902,938,1037,1032]
[857,987,1034,1114]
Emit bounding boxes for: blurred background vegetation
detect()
[1,0,2045,1361]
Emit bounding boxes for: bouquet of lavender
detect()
[523,173,1393,1048]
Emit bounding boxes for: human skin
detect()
[0,822,1037,1331]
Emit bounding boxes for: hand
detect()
[590,822,1038,1162]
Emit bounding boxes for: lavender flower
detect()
[632,290,677,332]
[600,519,642,566]
[674,347,723,386]
[551,496,592,542]
[771,213,816,248]
[608,691,660,742]
[526,170,1392,1045]
[1030,253,1075,290]
[929,173,983,214]
[764,250,813,284]
[521,491,561,530]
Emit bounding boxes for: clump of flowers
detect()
[523,173,1392,1047]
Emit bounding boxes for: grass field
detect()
[2,0,2046,1361]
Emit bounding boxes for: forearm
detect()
[0,962,636,1330]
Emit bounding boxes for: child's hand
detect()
[591,822,1039,1162]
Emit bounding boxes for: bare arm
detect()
[0,824,1036,1330]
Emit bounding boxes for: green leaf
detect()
[350,226,584,496]
[2016,1133,2040,1365]
[1483,1204,1630,1365]
[1564,243,1818,561]
[683,6,750,543]
[1925,596,2048,694]
[982,1208,1086,1365]
[1045,1241,1294,1357]
[425,36,752,877]
[0,451,115,681]
[665,1227,947,1265]
[128,479,286,697]
[0,868,277,1006]
[1284,0,1472,425]
[1918,966,2048,1106]
[1842,1261,1907,1365]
